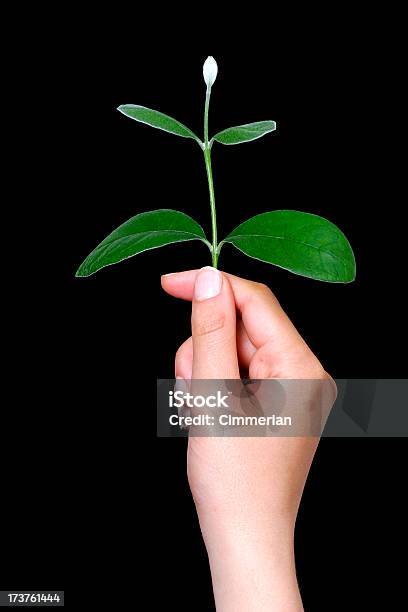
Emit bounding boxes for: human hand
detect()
[161,267,336,611]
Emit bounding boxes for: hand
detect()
[162,267,336,611]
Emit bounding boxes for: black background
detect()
[2,13,406,609]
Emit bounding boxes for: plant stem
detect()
[203,87,218,268]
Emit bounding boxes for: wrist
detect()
[197,511,303,611]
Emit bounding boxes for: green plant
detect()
[76,57,355,283]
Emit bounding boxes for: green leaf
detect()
[212,121,276,145]
[221,210,356,283]
[117,105,202,145]
[76,210,210,277]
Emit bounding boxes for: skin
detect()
[161,268,336,611]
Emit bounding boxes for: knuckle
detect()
[250,281,276,303]
[323,371,338,401]
[256,283,270,293]
[250,352,275,379]
[193,314,226,337]
[175,344,186,361]
[175,338,192,365]
[298,352,327,379]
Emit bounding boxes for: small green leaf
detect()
[76,210,210,277]
[117,105,202,145]
[212,121,276,145]
[221,210,356,283]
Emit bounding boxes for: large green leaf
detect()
[221,210,356,282]
[76,210,209,277]
[212,121,276,145]
[117,105,202,145]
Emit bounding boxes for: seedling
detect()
[76,57,355,283]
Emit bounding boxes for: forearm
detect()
[188,437,317,610]
[197,512,303,611]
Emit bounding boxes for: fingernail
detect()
[194,266,222,301]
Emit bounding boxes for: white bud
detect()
[203,56,218,88]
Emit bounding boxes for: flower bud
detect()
[203,56,218,88]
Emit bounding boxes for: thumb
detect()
[191,267,240,380]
